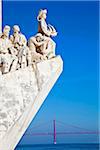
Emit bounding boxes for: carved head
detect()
[3,25,10,37]
[37,9,47,21]
[35,33,43,42]
[13,25,20,34]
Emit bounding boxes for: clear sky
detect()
[3,0,99,144]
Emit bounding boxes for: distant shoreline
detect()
[17,143,99,147]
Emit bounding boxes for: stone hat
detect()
[4,25,10,31]
[40,9,47,14]
[13,25,20,32]
[37,9,47,21]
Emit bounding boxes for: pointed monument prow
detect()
[0,8,63,150]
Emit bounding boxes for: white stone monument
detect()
[0,6,63,150]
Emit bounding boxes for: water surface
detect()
[16,143,99,150]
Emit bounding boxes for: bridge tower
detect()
[53,120,56,144]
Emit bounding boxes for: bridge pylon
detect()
[53,120,57,144]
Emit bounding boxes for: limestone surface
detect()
[0,66,38,139]
[0,56,63,150]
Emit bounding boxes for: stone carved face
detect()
[35,33,43,42]
[36,36,43,42]
[42,13,47,19]
[3,26,10,38]
[13,25,20,35]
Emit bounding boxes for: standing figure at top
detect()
[37,9,57,59]
[37,9,57,37]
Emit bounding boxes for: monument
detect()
[0,5,63,150]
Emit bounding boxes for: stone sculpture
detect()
[0,9,63,150]
[10,25,27,49]
[37,9,57,58]
[28,33,48,62]
[0,25,31,74]
[10,25,31,69]
[0,9,57,75]
[28,9,57,62]
[37,9,57,37]
[0,25,13,74]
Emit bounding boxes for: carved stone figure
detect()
[0,25,12,53]
[0,26,13,74]
[28,33,55,62]
[10,25,31,69]
[10,25,27,50]
[28,33,48,62]
[37,9,57,37]
[0,52,13,74]
[36,35,56,59]
[36,9,57,59]
[18,46,32,69]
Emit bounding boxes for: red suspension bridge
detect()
[25,120,99,144]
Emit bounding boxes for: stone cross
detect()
[0,0,2,33]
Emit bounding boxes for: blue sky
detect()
[3,1,99,144]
